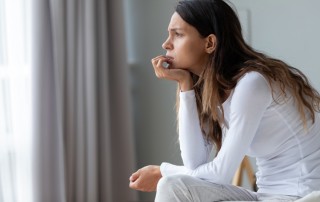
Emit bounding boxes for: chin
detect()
[189,69,201,76]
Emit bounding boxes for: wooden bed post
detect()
[232,156,257,191]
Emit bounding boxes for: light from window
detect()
[0,0,33,202]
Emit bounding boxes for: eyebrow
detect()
[168,28,185,32]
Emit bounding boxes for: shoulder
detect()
[237,71,269,87]
[234,71,271,94]
[231,71,273,107]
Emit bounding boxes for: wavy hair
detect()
[175,0,320,153]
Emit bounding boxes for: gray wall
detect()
[230,0,320,88]
[124,0,320,201]
[124,1,181,200]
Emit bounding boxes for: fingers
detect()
[129,166,162,192]
[129,170,139,190]
[129,172,145,191]
[151,55,169,63]
[128,172,149,192]
[129,170,140,182]
[129,178,139,190]
[151,55,173,79]
[151,55,172,69]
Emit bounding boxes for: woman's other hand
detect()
[129,165,162,192]
[151,55,193,91]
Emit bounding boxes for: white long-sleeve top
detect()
[160,72,320,197]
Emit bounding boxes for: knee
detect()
[157,175,176,193]
[156,174,190,193]
[155,175,189,202]
[155,175,198,202]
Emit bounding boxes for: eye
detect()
[175,32,183,37]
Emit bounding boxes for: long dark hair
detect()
[175,0,320,153]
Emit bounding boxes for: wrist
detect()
[179,75,193,92]
[154,165,162,178]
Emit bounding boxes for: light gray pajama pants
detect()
[155,175,300,202]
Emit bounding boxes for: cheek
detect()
[178,43,205,66]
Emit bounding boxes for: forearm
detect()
[179,90,213,169]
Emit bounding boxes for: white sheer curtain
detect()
[0,0,33,202]
[0,0,138,201]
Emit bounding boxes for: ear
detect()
[205,34,216,54]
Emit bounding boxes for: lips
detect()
[165,55,174,60]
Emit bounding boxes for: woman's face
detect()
[162,12,210,75]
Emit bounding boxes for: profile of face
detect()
[162,12,215,76]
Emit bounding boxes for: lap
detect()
[156,174,257,202]
[156,175,300,202]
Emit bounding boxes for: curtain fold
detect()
[32,0,137,201]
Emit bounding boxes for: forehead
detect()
[168,12,191,31]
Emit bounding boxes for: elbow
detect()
[182,155,207,170]
[184,162,199,170]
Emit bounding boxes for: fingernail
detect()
[162,62,169,68]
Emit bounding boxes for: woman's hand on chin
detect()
[151,55,193,91]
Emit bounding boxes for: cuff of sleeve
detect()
[180,89,195,99]
[160,162,190,177]
[160,162,169,177]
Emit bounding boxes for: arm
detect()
[129,55,197,192]
[151,55,212,168]
[161,72,273,184]
[179,90,213,169]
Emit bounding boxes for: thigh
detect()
[156,174,257,202]
[185,176,257,201]
[257,193,300,201]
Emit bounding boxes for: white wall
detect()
[230,0,320,89]
[124,0,320,201]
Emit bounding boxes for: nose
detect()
[162,37,172,50]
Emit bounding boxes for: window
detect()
[0,0,33,201]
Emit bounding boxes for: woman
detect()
[129,0,320,201]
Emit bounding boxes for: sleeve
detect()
[178,90,213,169]
[160,72,273,184]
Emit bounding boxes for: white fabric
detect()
[295,191,320,202]
[160,72,320,197]
[155,174,301,202]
